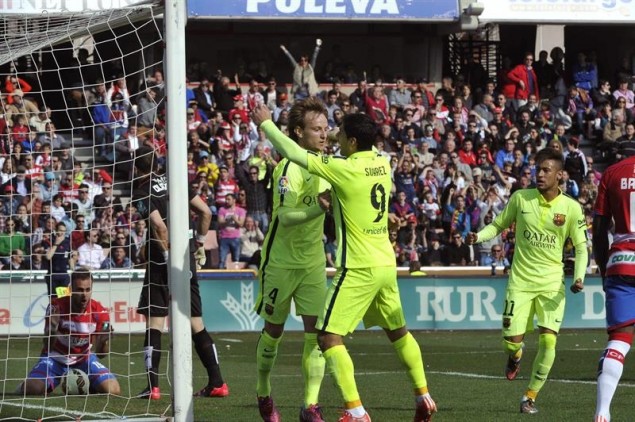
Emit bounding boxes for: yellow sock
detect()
[392,332,428,392]
[323,344,361,406]
[527,333,557,396]
[302,333,325,407]
[256,330,282,397]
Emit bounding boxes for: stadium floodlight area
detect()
[0,1,193,420]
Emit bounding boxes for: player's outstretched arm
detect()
[252,104,308,168]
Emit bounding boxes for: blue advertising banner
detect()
[199,273,607,332]
[188,0,459,21]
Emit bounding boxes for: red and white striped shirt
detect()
[44,296,110,365]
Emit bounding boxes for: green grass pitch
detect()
[1,329,633,421]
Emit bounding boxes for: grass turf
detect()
[0,329,632,421]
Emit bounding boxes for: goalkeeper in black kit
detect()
[132,146,228,400]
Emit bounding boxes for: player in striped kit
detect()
[594,154,635,422]
[18,268,120,395]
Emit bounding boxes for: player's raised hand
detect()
[316,38,322,46]
[570,278,584,294]
[465,232,478,245]
[388,213,400,231]
[251,104,272,126]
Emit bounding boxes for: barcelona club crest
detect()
[553,213,566,227]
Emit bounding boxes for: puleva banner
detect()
[187,0,459,21]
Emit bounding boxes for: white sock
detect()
[348,405,366,418]
[596,339,630,420]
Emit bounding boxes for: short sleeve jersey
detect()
[132,172,168,265]
[306,150,394,268]
[45,296,109,365]
[260,158,330,268]
[482,188,586,292]
[594,156,635,276]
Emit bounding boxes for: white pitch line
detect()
[0,399,120,419]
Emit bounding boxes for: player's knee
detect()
[23,379,46,395]
[501,339,523,355]
[539,333,557,350]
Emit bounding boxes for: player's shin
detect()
[256,330,282,397]
[302,332,325,407]
[527,333,557,397]
[323,345,363,409]
[596,332,632,420]
[193,329,224,387]
[143,328,162,388]
[392,332,428,393]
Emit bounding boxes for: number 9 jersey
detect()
[306,150,394,268]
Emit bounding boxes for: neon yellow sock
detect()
[393,332,428,392]
[527,333,557,396]
[302,333,325,407]
[256,330,282,397]
[323,344,361,406]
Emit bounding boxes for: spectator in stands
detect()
[136,88,159,132]
[30,107,51,134]
[217,193,245,269]
[106,74,131,141]
[263,76,279,111]
[73,184,95,225]
[443,232,473,266]
[194,78,215,117]
[365,85,390,125]
[239,216,264,269]
[613,78,634,109]
[236,163,271,233]
[591,79,613,112]
[90,80,112,157]
[421,232,444,266]
[0,159,14,185]
[5,90,38,124]
[507,53,539,114]
[213,73,242,113]
[281,39,322,100]
[57,143,74,171]
[3,248,28,270]
[92,181,122,219]
[4,74,32,104]
[563,137,587,186]
[38,172,59,202]
[0,217,26,265]
[101,246,132,269]
[42,221,72,297]
[389,77,411,110]
[77,228,105,270]
[616,122,635,160]
[481,243,510,268]
[571,52,597,91]
[214,164,239,209]
[112,231,137,264]
[130,219,147,265]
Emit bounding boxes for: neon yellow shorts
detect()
[317,266,406,336]
[501,288,566,337]
[255,264,327,325]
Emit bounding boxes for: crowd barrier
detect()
[0,269,605,335]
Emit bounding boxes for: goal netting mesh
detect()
[0,2,176,420]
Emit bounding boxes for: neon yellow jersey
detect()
[306,150,395,268]
[477,189,587,292]
[260,158,330,269]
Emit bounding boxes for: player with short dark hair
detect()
[253,105,436,422]
[593,154,635,422]
[132,146,228,400]
[18,268,120,396]
[466,147,587,414]
[255,97,331,422]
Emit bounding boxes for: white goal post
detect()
[0,1,192,421]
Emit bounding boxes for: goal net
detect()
[0,1,178,420]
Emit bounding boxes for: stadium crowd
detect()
[0,44,633,277]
